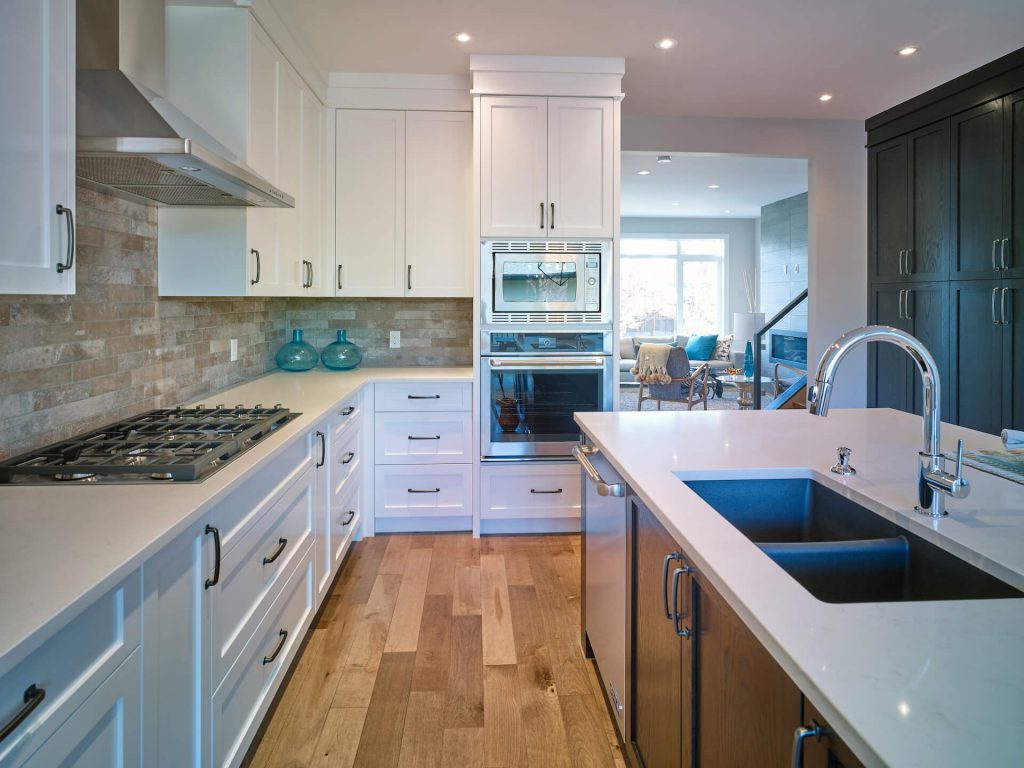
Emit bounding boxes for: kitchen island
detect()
[576,407,1024,767]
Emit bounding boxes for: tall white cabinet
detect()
[0,0,76,296]
[335,109,472,298]
[480,95,614,239]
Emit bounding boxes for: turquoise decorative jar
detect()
[321,329,363,371]
[743,340,755,377]
[275,329,317,372]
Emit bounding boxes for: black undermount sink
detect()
[683,478,1024,604]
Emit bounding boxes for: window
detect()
[619,237,726,338]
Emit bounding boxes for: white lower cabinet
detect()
[374,464,473,532]
[374,411,472,464]
[480,462,582,534]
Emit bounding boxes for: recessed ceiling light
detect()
[818,93,833,102]
[672,202,680,206]
[454,32,471,43]
[707,184,720,189]
[724,209,732,214]
[656,155,672,164]
[637,170,651,176]
[655,38,677,51]
[898,45,918,56]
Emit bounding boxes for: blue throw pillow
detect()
[685,333,719,361]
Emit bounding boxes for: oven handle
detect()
[488,357,608,369]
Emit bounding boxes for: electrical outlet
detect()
[229,338,238,362]
[389,330,401,349]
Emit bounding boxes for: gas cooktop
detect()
[0,404,300,484]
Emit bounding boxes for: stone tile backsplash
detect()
[0,187,472,460]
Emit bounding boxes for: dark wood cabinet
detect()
[869,138,909,282]
[1004,279,1023,429]
[905,282,950,416]
[1007,89,1024,278]
[695,574,801,767]
[949,280,1008,434]
[798,697,867,768]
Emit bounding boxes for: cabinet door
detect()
[301,90,325,294]
[547,98,614,238]
[952,99,1005,279]
[246,23,281,295]
[1004,280,1023,429]
[867,285,912,412]
[0,0,75,295]
[312,421,331,608]
[480,96,548,238]
[869,138,909,283]
[276,64,304,295]
[631,501,689,768]
[1006,89,1024,278]
[907,122,951,281]
[949,280,1005,434]
[905,282,950,417]
[335,110,406,296]
[405,111,473,297]
[696,574,801,767]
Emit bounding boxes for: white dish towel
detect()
[1002,429,1024,449]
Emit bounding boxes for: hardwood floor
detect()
[247,533,627,768]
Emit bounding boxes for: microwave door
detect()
[494,255,580,313]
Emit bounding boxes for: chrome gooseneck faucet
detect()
[807,325,970,517]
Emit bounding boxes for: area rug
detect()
[618,387,741,412]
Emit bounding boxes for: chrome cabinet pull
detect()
[407,264,413,291]
[55,205,74,273]
[897,249,904,277]
[905,248,914,276]
[792,722,827,768]
[784,263,789,275]
[407,394,441,399]
[672,566,693,637]
[407,435,441,440]
[205,525,221,589]
[337,264,343,290]
[550,202,555,229]
[573,444,626,497]
[262,629,288,665]
[530,488,563,494]
[408,487,441,493]
[661,553,681,619]
[0,685,46,745]
[302,260,313,288]
[905,289,913,321]
[993,287,1001,325]
[340,451,355,465]
[316,430,326,467]
[1001,238,1010,270]
[540,202,545,229]
[342,510,355,526]
[1002,287,1010,325]
[897,289,905,320]
[993,239,1000,271]
[340,406,356,416]
[262,537,288,565]
[250,249,261,285]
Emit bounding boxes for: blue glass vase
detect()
[275,329,317,372]
[321,329,363,371]
[743,340,755,377]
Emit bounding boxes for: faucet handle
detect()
[951,439,970,499]
[830,446,856,477]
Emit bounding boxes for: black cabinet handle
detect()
[407,394,441,400]
[342,510,355,526]
[55,205,74,273]
[407,264,413,291]
[262,629,288,665]
[262,537,288,565]
[316,431,326,467]
[341,406,356,416]
[204,525,221,589]
[250,249,261,285]
[407,435,441,441]
[530,488,563,494]
[0,685,45,745]
[540,201,545,229]
[337,264,343,290]
[340,451,355,465]
[408,487,441,493]
[550,202,555,230]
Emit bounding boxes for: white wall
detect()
[620,216,758,335]
[622,115,867,407]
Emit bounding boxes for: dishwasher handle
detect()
[573,444,626,497]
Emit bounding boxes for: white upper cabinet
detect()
[0,0,76,295]
[335,110,407,296]
[547,98,614,238]
[406,111,473,297]
[480,95,614,240]
[300,91,325,294]
[276,64,304,294]
[480,96,549,238]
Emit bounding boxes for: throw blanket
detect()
[631,343,672,385]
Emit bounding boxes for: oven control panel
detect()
[583,255,601,312]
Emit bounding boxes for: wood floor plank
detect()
[396,691,446,768]
[425,534,459,596]
[379,534,414,575]
[483,665,526,767]
[337,535,390,605]
[529,552,592,697]
[559,694,618,768]
[332,572,402,709]
[384,547,433,653]
[441,728,484,766]
[445,615,484,728]
[453,562,482,616]
[309,707,367,768]
[352,651,416,768]
[411,594,453,692]
[480,554,517,666]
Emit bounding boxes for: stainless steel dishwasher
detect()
[574,442,628,738]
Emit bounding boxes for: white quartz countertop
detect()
[574,408,1024,767]
[0,367,471,678]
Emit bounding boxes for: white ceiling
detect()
[621,152,807,218]
[270,0,1024,120]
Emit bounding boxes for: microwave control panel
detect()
[583,255,601,312]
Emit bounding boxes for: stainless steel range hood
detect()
[75,0,293,208]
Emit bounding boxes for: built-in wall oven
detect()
[480,330,614,460]
[482,240,612,324]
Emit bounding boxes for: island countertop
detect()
[575,407,1024,768]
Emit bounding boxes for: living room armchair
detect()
[637,346,711,411]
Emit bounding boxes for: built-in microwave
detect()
[481,240,612,324]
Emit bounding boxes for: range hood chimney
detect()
[75,0,293,208]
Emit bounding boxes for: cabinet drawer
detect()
[480,462,581,520]
[374,464,472,521]
[212,550,314,768]
[210,469,314,685]
[374,411,472,464]
[331,393,362,443]
[331,422,362,490]
[331,479,362,571]
[0,571,141,764]
[374,381,471,412]
[210,435,312,554]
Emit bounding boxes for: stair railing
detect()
[752,289,808,410]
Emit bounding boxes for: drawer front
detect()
[374,464,472,520]
[212,550,314,768]
[13,649,142,768]
[332,479,361,570]
[331,422,362,490]
[211,469,314,684]
[481,462,581,520]
[0,572,141,765]
[374,381,471,412]
[331,393,362,443]
[374,412,472,464]
[210,435,312,554]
